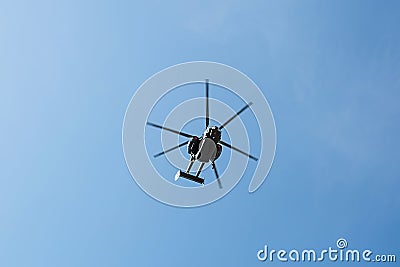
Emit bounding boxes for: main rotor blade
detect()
[205,79,210,128]
[146,122,195,138]
[219,140,258,161]
[154,141,189,158]
[212,162,222,189]
[219,102,253,130]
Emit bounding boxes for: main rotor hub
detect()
[204,126,221,143]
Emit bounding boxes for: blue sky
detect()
[1,0,399,266]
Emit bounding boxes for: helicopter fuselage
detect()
[195,137,217,163]
[188,126,222,163]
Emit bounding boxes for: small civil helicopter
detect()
[146,80,258,188]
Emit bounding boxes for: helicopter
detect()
[146,80,258,188]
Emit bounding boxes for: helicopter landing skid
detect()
[175,170,204,185]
